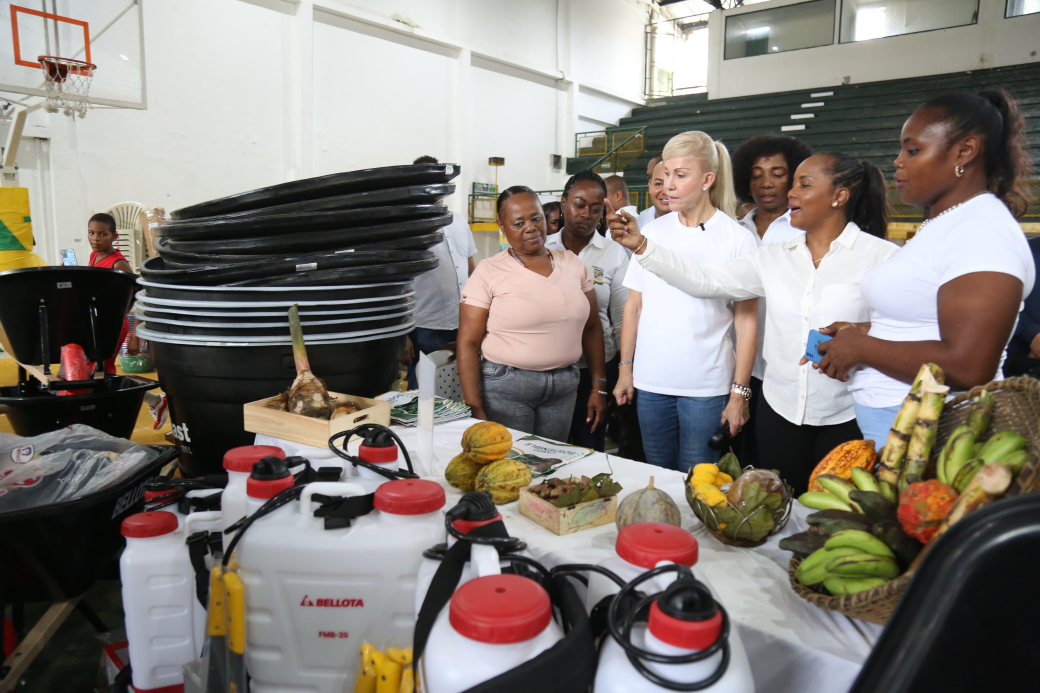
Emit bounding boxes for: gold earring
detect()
[955,164,964,177]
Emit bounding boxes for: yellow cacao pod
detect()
[444,453,482,492]
[808,439,877,493]
[473,458,531,505]
[461,421,513,464]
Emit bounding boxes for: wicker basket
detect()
[685,468,794,547]
[787,376,1040,624]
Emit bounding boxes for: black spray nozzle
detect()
[362,428,396,448]
[446,491,498,523]
[658,577,718,623]
[251,456,290,480]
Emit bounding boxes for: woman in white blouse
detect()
[814,90,1035,447]
[609,153,897,493]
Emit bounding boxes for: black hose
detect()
[328,424,419,480]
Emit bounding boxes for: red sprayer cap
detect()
[615,522,699,569]
[450,575,552,644]
[122,511,178,538]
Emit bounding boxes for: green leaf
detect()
[553,486,584,508]
[713,505,741,525]
[731,505,775,541]
[580,485,600,503]
[590,473,609,484]
[761,492,783,510]
[739,481,767,510]
[596,476,623,498]
[718,452,742,480]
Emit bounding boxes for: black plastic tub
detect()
[171,163,459,219]
[149,331,407,476]
[138,278,414,302]
[0,266,137,364]
[187,183,454,219]
[154,232,444,266]
[137,253,434,285]
[0,376,158,438]
[163,214,450,255]
[143,249,434,284]
[139,310,412,337]
[133,297,415,322]
[0,444,179,603]
[134,290,414,314]
[159,203,447,241]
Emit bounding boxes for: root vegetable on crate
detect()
[286,304,333,419]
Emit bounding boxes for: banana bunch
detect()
[936,426,1029,492]
[792,530,902,595]
[354,644,414,693]
[798,467,896,513]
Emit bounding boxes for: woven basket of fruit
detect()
[685,454,794,547]
[784,370,1040,625]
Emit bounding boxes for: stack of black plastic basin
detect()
[137,163,459,475]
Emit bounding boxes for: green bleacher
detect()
[610,62,1040,199]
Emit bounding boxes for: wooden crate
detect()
[518,480,617,536]
[243,392,390,448]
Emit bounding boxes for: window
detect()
[840,0,979,43]
[1007,0,1040,17]
[724,0,836,60]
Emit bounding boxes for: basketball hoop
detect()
[38,56,96,118]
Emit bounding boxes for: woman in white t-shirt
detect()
[815,90,1036,447]
[609,153,897,493]
[612,131,759,473]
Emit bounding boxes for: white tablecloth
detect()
[261,419,882,693]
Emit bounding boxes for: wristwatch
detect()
[731,383,752,401]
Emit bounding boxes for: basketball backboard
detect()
[0,0,145,109]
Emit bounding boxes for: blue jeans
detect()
[636,389,728,473]
[854,402,901,450]
[406,328,458,390]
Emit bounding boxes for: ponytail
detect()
[663,131,739,219]
[922,89,1034,218]
[709,141,738,220]
[821,153,890,238]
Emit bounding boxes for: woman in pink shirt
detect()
[457,186,608,441]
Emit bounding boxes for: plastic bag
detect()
[0,424,160,512]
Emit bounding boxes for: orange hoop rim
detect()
[38,55,96,83]
[38,55,97,70]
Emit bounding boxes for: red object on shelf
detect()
[56,343,90,395]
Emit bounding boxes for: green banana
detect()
[941,428,976,485]
[971,442,983,457]
[848,489,898,523]
[849,467,880,494]
[816,475,861,510]
[826,553,901,579]
[798,492,853,512]
[823,576,889,596]
[979,431,1026,465]
[953,459,984,493]
[795,546,862,585]
[824,529,896,559]
[966,391,995,440]
[878,480,897,502]
[996,449,1031,475]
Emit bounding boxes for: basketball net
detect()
[38,56,96,118]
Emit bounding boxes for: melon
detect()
[616,476,681,531]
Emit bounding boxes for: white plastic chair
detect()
[101,201,147,272]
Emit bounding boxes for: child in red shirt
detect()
[85,213,132,372]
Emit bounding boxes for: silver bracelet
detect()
[731,383,752,401]
[595,390,609,396]
[634,236,648,254]
[619,360,634,366]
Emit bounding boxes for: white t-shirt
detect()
[740,210,801,381]
[849,193,1035,407]
[546,231,630,363]
[623,209,759,397]
[637,206,662,230]
[413,211,478,330]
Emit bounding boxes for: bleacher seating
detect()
[608,62,1040,224]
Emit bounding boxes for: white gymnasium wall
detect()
[7,0,648,264]
[707,0,1040,100]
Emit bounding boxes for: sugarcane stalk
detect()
[879,364,943,485]
[910,463,1012,570]
[899,366,949,492]
[966,390,995,440]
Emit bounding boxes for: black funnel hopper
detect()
[850,493,1040,693]
[0,266,137,365]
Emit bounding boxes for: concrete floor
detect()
[2,356,173,692]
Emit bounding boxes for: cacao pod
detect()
[445,453,482,492]
[461,421,513,464]
[808,440,877,493]
[474,458,531,505]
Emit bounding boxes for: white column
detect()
[448,47,471,218]
[288,0,314,180]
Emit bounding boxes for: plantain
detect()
[939,427,975,486]
[850,467,880,494]
[826,553,901,579]
[978,431,1026,465]
[878,480,897,503]
[824,529,896,558]
[798,492,853,512]
[871,519,922,570]
[805,509,872,526]
[824,576,889,596]
[816,474,859,508]
[795,546,862,586]
[779,531,829,557]
[848,489,898,523]
[996,449,1031,475]
[966,390,995,440]
[952,459,984,493]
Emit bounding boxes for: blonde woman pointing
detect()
[611,131,759,474]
